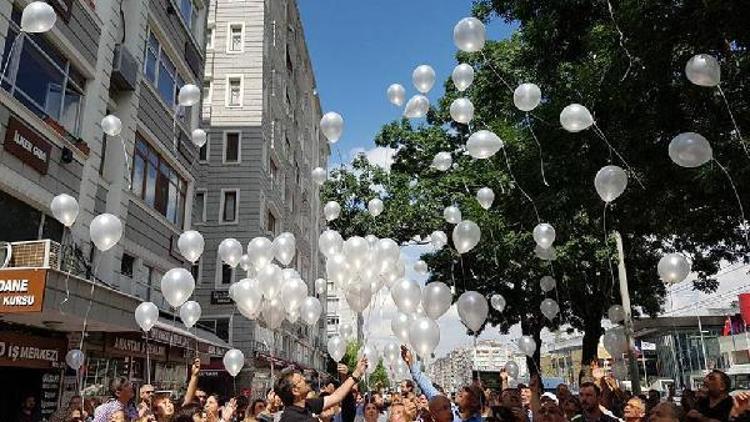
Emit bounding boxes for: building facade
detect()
[0,0,239,417]
[325,279,362,340]
[196,0,329,391]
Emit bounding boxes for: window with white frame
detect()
[205,25,215,50]
[194,190,206,223]
[226,76,242,107]
[228,23,244,53]
[144,29,187,113]
[220,189,239,223]
[0,8,85,136]
[223,132,241,163]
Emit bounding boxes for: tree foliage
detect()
[323,0,750,373]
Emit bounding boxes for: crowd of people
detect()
[23,350,750,422]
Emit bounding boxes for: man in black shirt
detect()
[688,370,733,422]
[275,357,367,422]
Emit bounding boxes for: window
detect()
[131,136,187,226]
[220,189,239,223]
[266,210,276,234]
[200,318,230,343]
[228,23,244,53]
[221,263,233,284]
[286,49,293,73]
[327,316,340,326]
[145,265,155,301]
[270,158,278,180]
[199,142,208,162]
[120,254,135,277]
[194,190,206,223]
[143,29,187,112]
[0,9,85,136]
[179,0,197,31]
[223,132,240,163]
[226,76,242,107]
[205,26,214,49]
[202,80,212,107]
[190,258,201,281]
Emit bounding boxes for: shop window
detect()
[131,136,187,226]
[0,9,85,136]
[223,132,240,163]
[121,253,135,277]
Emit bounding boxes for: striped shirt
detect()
[92,399,138,422]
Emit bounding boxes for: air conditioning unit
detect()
[111,44,138,92]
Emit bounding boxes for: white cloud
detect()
[350,146,396,172]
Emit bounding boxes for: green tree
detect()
[323,0,750,377]
[340,340,390,391]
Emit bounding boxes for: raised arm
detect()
[182,358,201,407]
[323,357,367,411]
[401,346,439,400]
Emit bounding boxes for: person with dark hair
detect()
[50,395,83,422]
[245,399,268,422]
[93,377,138,422]
[579,382,618,422]
[400,380,415,399]
[561,396,583,422]
[274,356,366,422]
[174,402,206,422]
[152,394,176,422]
[17,394,41,422]
[649,402,680,422]
[688,369,733,422]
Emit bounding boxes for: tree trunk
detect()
[580,314,604,385]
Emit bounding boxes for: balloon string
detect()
[716,85,750,158]
[117,134,133,190]
[79,256,102,351]
[0,33,21,85]
[479,51,514,94]
[526,113,550,187]
[603,203,617,298]
[501,147,541,224]
[146,332,152,384]
[606,0,635,82]
[713,159,749,248]
[592,123,645,189]
[59,236,74,313]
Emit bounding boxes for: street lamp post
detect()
[614,231,642,395]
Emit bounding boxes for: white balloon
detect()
[657,253,691,284]
[413,260,429,275]
[457,291,488,332]
[540,276,556,293]
[234,278,263,319]
[668,132,713,168]
[422,282,451,320]
[443,205,462,224]
[262,297,286,329]
[518,335,537,357]
[223,349,245,377]
[534,245,557,261]
[239,254,253,273]
[594,165,628,203]
[281,277,307,313]
[608,305,625,324]
[191,128,207,148]
[89,213,123,251]
[180,300,202,328]
[476,187,495,210]
[450,98,474,124]
[375,238,400,262]
[134,301,159,332]
[560,104,594,133]
[272,232,296,266]
[505,361,519,379]
[603,327,628,357]
[540,298,559,320]
[533,223,556,249]
[319,230,344,259]
[358,344,381,374]
[452,64,475,92]
[368,198,384,217]
[403,95,430,119]
[340,322,356,341]
[50,193,79,227]
[247,237,274,270]
[300,297,322,325]
[177,84,201,107]
[327,335,347,362]
[65,349,85,370]
[327,253,352,288]
[383,341,400,363]
[311,167,327,186]
[315,278,327,295]
[432,152,453,171]
[453,220,481,254]
[345,282,372,313]
[513,83,542,112]
[412,65,436,94]
[453,17,486,53]
[344,236,370,271]
[466,130,503,159]
[178,230,204,263]
[391,312,411,344]
[387,84,406,107]
[324,201,341,221]
[101,115,122,137]
[286,308,300,324]
[409,316,440,358]
[391,279,422,314]
[21,2,56,33]
[218,238,243,268]
[161,268,195,308]
[365,234,379,248]
[685,54,721,87]
[431,231,448,250]
[320,112,344,143]
[258,264,283,299]
[490,294,506,312]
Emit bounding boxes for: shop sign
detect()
[4,117,52,174]
[0,331,65,369]
[211,290,232,304]
[0,268,47,313]
[111,336,166,358]
[150,327,191,348]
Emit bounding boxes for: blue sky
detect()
[298,0,515,166]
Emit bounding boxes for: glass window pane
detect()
[132,154,145,197]
[180,0,193,29]
[199,143,207,161]
[15,41,65,118]
[145,50,157,83]
[154,172,169,215]
[167,181,177,223]
[145,162,157,206]
[221,264,232,284]
[225,133,239,162]
[223,191,236,222]
[158,53,175,105]
[195,192,205,223]
[61,86,82,135]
